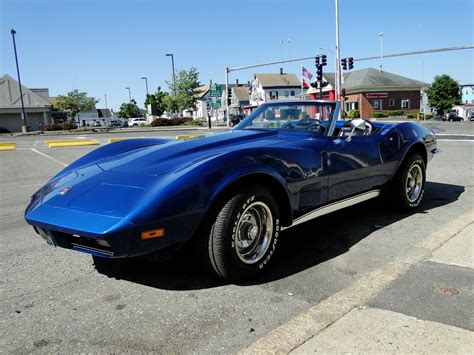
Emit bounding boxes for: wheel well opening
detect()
[210,173,293,227]
[405,142,427,165]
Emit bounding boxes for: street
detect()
[0,122,472,353]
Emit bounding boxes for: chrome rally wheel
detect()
[235,201,273,265]
[405,164,423,203]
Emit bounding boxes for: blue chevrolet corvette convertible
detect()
[25,100,439,281]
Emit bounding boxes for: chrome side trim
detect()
[283,190,381,230]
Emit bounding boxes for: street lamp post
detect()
[10,29,28,132]
[379,32,384,71]
[141,77,149,94]
[125,87,131,101]
[104,93,108,109]
[165,54,176,96]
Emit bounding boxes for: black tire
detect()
[390,153,426,211]
[200,186,280,282]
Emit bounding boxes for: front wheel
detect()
[389,153,426,211]
[200,186,280,282]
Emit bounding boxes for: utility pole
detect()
[125,87,131,101]
[104,93,108,109]
[335,0,342,115]
[10,29,28,132]
[225,67,230,121]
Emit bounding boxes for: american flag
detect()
[302,66,313,80]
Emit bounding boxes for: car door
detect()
[326,134,385,202]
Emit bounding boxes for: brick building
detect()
[307,68,428,117]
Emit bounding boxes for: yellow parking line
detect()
[47,139,100,148]
[0,142,16,151]
[108,137,137,143]
[176,134,205,140]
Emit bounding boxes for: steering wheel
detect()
[282,118,324,132]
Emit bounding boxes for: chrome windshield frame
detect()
[235,100,341,136]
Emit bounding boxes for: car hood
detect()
[96,129,292,176]
[26,129,300,223]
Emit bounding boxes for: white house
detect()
[250,70,301,107]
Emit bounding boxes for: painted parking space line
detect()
[30,148,68,167]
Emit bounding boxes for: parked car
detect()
[129,118,147,127]
[25,100,439,282]
[444,112,464,122]
[108,120,122,127]
[92,121,102,127]
[227,114,245,127]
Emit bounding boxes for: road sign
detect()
[210,96,221,109]
[210,84,222,97]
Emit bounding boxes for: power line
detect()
[354,45,474,62]
[227,45,473,73]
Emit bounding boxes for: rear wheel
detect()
[200,186,280,282]
[389,153,426,211]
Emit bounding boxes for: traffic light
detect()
[310,81,318,88]
[315,55,320,67]
[341,88,346,98]
[348,57,354,70]
[227,88,232,105]
[321,55,327,66]
[341,58,347,70]
[316,65,323,81]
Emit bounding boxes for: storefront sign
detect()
[366,93,388,98]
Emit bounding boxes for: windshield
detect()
[236,101,337,135]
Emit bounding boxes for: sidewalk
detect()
[240,212,474,354]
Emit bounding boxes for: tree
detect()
[144,86,169,117]
[118,99,140,119]
[55,89,98,120]
[162,94,179,115]
[427,75,462,116]
[166,67,200,111]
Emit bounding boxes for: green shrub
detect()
[407,113,417,118]
[418,113,433,120]
[371,112,385,118]
[348,109,360,118]
[387,110,404,116]
[184,119,203,126]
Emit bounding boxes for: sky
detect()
[1,0,473,111]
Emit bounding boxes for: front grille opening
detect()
[51,231,114,256]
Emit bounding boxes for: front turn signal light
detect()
[141,228,165,240]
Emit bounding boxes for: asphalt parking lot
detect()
[0,122,473,353]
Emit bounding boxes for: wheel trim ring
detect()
[235,201,273,265]
[406,164,423,203]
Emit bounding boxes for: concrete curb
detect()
[0,142,16,151]
[239,209,474,354]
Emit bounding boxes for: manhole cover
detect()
[438,287,459,296]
